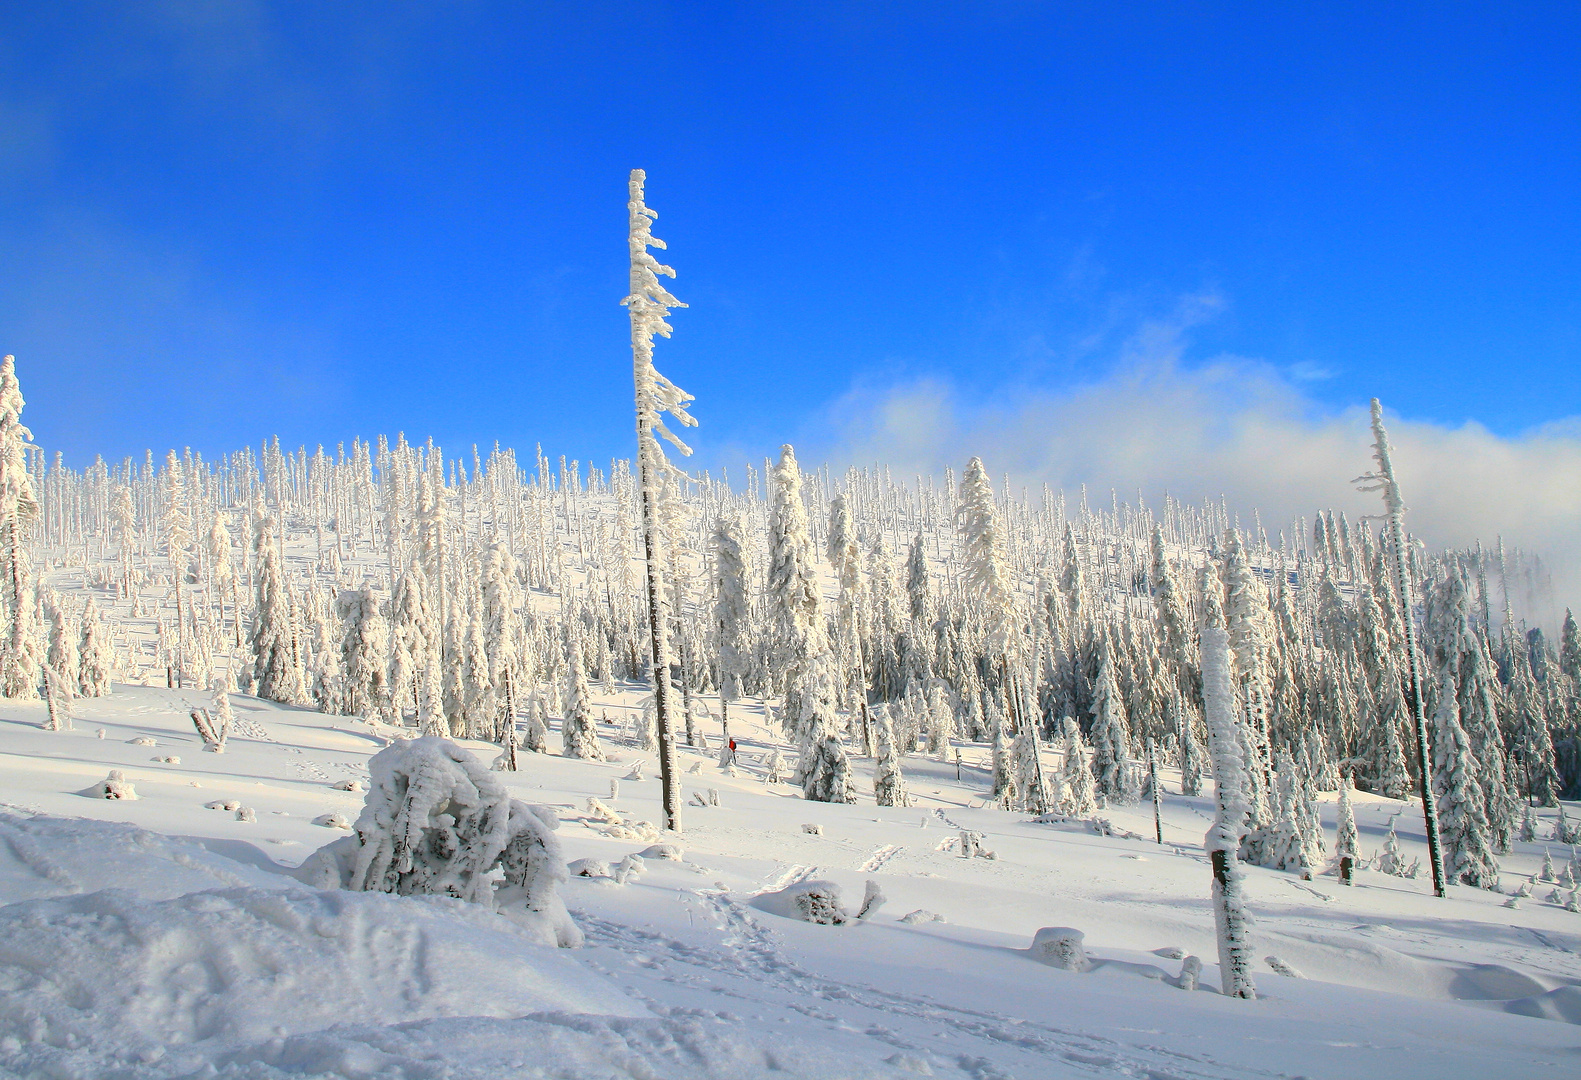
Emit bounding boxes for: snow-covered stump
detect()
[1030,927,1090,972]
[303,736,581,947]
[1201,624,1257,1000]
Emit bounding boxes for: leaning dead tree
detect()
[1355,399,1446,899]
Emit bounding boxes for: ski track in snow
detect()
[759,863,819,894]
[577,891,1282,1080]
[858,844,901,873]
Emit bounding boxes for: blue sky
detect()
[2,2,1577,477]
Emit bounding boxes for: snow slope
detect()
[2,686,1579,1079]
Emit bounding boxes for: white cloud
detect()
[815,359,1581,628]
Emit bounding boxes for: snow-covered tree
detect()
[1089,636,1137,803]
[338,583,389,719]
[309,736,580,946]
[249,509,305,705]
[871,704,911,807]
[1428,570,1517,854]
[1058,717,1097,816]
[1171,690,1206,797]
[624,168,693,833]
[1335,773,1359,883]
[1200,623,1257,999]
[710,510,751,754]
[42,590,78,692]
[0,356,40,699]
[1431,665,1500,889]
[1150,523,1195,692]
[77,597,112,698]
[958,456,1047,812]
[480,542,526,751]
[1354,398,1446,898]
[768,445,852,803]
[388,565,438,722]
[560,627,603,761]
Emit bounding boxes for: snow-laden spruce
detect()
[768,445,853,803]
[303,735,581,947]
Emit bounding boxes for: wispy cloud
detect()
[811,311,1581,626]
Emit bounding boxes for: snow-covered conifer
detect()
[872,704,911,807]
[1059,717,1098,816]
[768,445,852,802]
[1432,666,1499,889]
[0,356,40,700]
[77,597,112,698]
[1335,774,1359,883]
[42,590,78,691]
[480,542,526,748]
[1150,524,1195,690]
[560,628,603,760]
[1172,690,1206,797]
[710,510,751,753]
[338,583,389,719]
[1089,636,1137,803]
[249,510,306,705]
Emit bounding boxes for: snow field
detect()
[1,687,1579,1079]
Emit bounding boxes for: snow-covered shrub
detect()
[497,800,582,947]
[88,770,137,800]
[1176,955,1202,990]
[639,842,682,860]
[1029,927,1089,972]
[190,684,233,752]
[314,812,352,829]
[302,736,580,946]
[569,858,612,878]
[900,909,945,924]
[757,880,849,925]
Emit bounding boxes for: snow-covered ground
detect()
[2,686,1579,1079]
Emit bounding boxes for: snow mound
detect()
[1504,985,1581,1025]
[0,885,633,1079]
[754,880,849,925]
[1029,927,1090,972]
[82,770,137,800]
[0,813,282,903]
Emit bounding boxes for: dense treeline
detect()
[3,355,1577,887]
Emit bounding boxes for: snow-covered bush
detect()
[302,736,580,947]
[87,770,137,800]
[1029,927,1089,972]
[757,880,849,925]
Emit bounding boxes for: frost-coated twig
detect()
[1353,399,1446,899]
